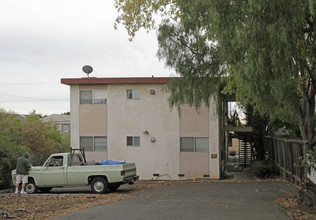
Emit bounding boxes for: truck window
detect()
[69,154,83,166]
[48,156,64,167]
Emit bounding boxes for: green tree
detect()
[22,111,70,166]
[0,109,29,189]
[44,123,70,153]
[115,0,316,149]
[21,112,54,165]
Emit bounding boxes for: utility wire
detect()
[0,82,57,85]
[0,91,68,102]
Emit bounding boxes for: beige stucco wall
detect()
[179,105,209,137]
[70,85,80,149]
[209,97,220,179]
[79,105,107,136]
[85,151,108,162]
[107,84,180,179]
[180,152,209,178]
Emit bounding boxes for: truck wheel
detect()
[109,183,121,192]
[38,187,53,193]
[25,180,38,194]
[91,177,109,194]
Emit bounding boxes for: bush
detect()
[0,144,29,189]
[299,146,316,176]
[251,160,278,178]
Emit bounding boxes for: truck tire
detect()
[91,177,109,194]
[38,187,53,193]
[25,180,38,194]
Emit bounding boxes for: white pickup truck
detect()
[12,150,139,194]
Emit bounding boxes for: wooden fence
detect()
[263,137,309,185]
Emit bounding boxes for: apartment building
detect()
[61,77,221,180]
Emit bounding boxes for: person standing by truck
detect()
[15,152,32,194]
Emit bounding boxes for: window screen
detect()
[180,137,194,152]
[133,90,140,99]
[195,138,209,152]
[80,137,93,151]
[134,136,140,146]
[94,90,107,104]
[94,136,107,151]
[80,91,92,104]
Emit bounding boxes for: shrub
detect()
[298,146,316,176]
[251,160,278,178]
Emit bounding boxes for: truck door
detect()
[41,155,66,186]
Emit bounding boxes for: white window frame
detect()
[80,90,107,104]
[180,137,209,152]
[80,136,107,151]
[126,89,140,100]
[127,136,140,146]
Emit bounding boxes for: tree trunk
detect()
[298,83,316,150]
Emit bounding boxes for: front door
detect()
[41,155,66,186]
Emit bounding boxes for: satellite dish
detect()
[82,65,93,77]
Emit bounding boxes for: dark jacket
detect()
[16,152,31,175]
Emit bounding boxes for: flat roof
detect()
[61,77,172,85]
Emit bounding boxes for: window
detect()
[69,154,84,166]
[80,136,107,151]
[195,138,209,152]
[180,137,209,152]
[127,136,140,146]
[80,90,107,104]
[94,90,107,104]
[47,156,64,167]
[64,125,68,133]
[126,89,140,99]
[80,91,92,104]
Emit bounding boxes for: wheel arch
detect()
[28,176,36,184]
[88,175,108,185]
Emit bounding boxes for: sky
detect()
[0,0,174,115]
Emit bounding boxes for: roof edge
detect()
[61,77,173,85]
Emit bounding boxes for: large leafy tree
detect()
[0,109,29,189]
[21,111,69,165]
[0,109,70,189]
[115,0,316,149]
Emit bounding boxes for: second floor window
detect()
[127,136,140,146]
[80,136,107,151]
[80,90,107,104]
[126,89,140,99]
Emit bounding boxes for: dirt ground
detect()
[0,181,173,220]
[0,180,315,220]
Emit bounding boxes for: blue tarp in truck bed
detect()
[100,160,127,165]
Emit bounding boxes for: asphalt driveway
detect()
[52,180,297,220]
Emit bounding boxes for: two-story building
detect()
[61,77,221,180]
[41,114,71,136]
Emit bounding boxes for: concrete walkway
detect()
[52,176,297,220]
[227,167,255,180]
